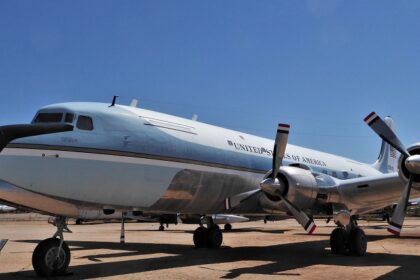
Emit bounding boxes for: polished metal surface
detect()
[148,169,261,214]
[405,155,420,174]
[0,180,79,217]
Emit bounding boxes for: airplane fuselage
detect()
[0,102,394,216]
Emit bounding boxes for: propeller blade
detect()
[0,239,8,253]
[224,189,261,210]
[281,196,316,234]
[364,112,410,157]
[388,176,413,236]
[272,123,290,179]
[0,123,73,152]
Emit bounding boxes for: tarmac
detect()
[1,214,420,279]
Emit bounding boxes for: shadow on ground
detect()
[2,233,420,279]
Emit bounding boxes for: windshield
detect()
[33,113,63,123]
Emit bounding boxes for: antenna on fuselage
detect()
[109,95,119,107]
[130,99,138,108]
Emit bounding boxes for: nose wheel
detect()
[32,238,70,276]
[32,216,72,276]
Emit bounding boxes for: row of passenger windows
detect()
[321,169,362,179]
[33,113,93,131]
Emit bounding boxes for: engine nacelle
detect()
[398,143,420,183]
[261,166,318,211]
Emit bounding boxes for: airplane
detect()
[74,210,247,231]
[0,98,419,276]
[0,204,16,212]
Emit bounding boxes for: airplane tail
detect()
[372,116,399,173]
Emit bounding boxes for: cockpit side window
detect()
[64,113,74,123]
[76,115,94,131]
[34,113,63,123]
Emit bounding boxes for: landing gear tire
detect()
[75,219,82,225]
[193,227,208,248]
[32,238,70,276]
[349,228,367,256]
[330,228,347,255]
[207,226,223,248]
[159,225,165,231]
[224,223,232,231]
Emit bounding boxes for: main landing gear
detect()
[330,217,367,256]
[193,217,223,248]
[32,216,72,276]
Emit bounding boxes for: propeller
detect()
[224,123,316,234]
[260,123,316,234]
[364,112,420,236]
[0,123,73,153]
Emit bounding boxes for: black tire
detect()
[75,219,82,225]
[224,223,232,231]
[193,227,208,248]
[349,228,367,256]
[32,238,71,276]
[159,225,165,231]
[330,228,347,255]
[207,227,223,248]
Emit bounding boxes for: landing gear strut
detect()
[32,216,71,276]
[193,217,223,248]
[330,217,367,256]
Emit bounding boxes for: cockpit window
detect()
[64,113,74,123]
[76,115,94,131]
[34,113,63,123]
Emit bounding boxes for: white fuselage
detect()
[0,103,385,216]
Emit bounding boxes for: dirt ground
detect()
[1,215,420,279]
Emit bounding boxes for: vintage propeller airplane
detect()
[0,99,419,276]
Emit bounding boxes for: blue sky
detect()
[0,1,419,163]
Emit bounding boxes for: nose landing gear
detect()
[32,216,72,276]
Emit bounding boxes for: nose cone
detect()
[260,178,287,198]
[405,155,420,175]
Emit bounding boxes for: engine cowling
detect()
[260,166,318,211]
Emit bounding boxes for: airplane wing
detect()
[225,171,412,216]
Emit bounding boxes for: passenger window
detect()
[76,116,94,131]
[332,171,337,178]
[322,170,327,174]
[65,113,74,123]
[34,113,63,123]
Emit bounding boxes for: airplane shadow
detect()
[3,236,420,279]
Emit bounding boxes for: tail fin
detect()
[372,116,399,173]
